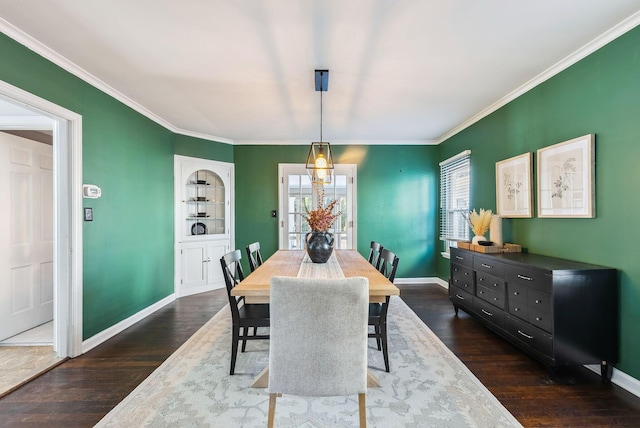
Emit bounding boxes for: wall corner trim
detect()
[81,294,176,354]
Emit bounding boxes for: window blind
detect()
[439,150,471,241]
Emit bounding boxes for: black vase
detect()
[305,231,334,263]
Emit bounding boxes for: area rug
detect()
[0,346,64,398]
[96,297,522,427]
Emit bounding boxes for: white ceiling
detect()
[1,1,639,145]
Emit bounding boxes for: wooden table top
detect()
[231,249,400,303]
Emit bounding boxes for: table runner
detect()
[296,253,345,279]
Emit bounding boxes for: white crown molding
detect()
[0,17,234,146]
[234,139,437,146]
[174,128,234,145]
[436,10,640,144]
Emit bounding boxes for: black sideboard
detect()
[449,247,618,381]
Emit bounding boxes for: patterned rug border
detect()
[97,296,522,427]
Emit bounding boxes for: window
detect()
[439,150,471,257]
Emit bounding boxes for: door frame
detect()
[0,80,83,358]
[174,155,235,296]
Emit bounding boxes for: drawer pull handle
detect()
[464,272,468,276]
[514,307,520,311]
[481,263,492,269]
[493,297,499,301]
[518,330,534,340]
[535,299,542,304]
[535,317,542,321]
[517,274,533,281]
[481,309,493,317]
[455,294,465,300]
[455,256,463,260]
[493,283,499,287]
[513,291,520,296]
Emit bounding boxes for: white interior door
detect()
[175,155,234,297]
[278,164,356,250]
[0,132,53,341]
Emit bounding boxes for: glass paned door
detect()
[279,164,356,250]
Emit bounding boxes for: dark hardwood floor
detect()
[1,283,639,427]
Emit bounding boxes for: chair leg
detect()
[268,393,277,428]
[374,325,382,350]
[241,326,250,352]
[358,393,367,428]
[381,322,390,373]
[230,326,239,375]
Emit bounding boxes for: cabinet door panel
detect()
[451,264,474,293]
[181,246,206,289]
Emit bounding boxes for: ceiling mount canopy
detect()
[306,69,334,185]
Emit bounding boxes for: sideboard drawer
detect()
[450,286,473,311]
[474,298,505,329]
[506,315,553,357]
[451,248,473,267]
[451,265,474,293]
[474,255,504,277]
[505,265,551,293]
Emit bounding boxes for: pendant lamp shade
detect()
[307,70,334,185]
[306,142,334,185]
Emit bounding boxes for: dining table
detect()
[231,249,400,387]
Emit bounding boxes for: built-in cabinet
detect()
[175,155,234,297]
[449,247,618,381]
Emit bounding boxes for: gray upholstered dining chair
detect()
[267,276,369,428]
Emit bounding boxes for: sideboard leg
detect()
[601,361,613,383]
[453,304,459,316]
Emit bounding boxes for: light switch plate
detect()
[84,207,93,221]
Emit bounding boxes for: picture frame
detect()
[495,152,533,218]
[537,134,595,218]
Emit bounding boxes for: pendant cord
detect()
[320,83,323,143]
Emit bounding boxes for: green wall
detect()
[233,144,439,278]
[437,26,640,378]
[0,33,176,339]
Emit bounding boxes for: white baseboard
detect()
[395,277,449,289]
[585,364,640,398]
[81,293,176,354]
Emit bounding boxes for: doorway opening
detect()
[278,163,357,250]
[0,80,83,363]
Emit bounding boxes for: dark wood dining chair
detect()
[367,241,383,270]
[245,241,264,272]
[369,248,399,372]
[220,249,270,375]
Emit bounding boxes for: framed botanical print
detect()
[495,152,533,218]
[537,134,595,218]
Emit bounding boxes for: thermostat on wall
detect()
[83,184,102,199]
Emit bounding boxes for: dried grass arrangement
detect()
[464,208,493,237]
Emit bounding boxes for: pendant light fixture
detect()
[306,69,334,185]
